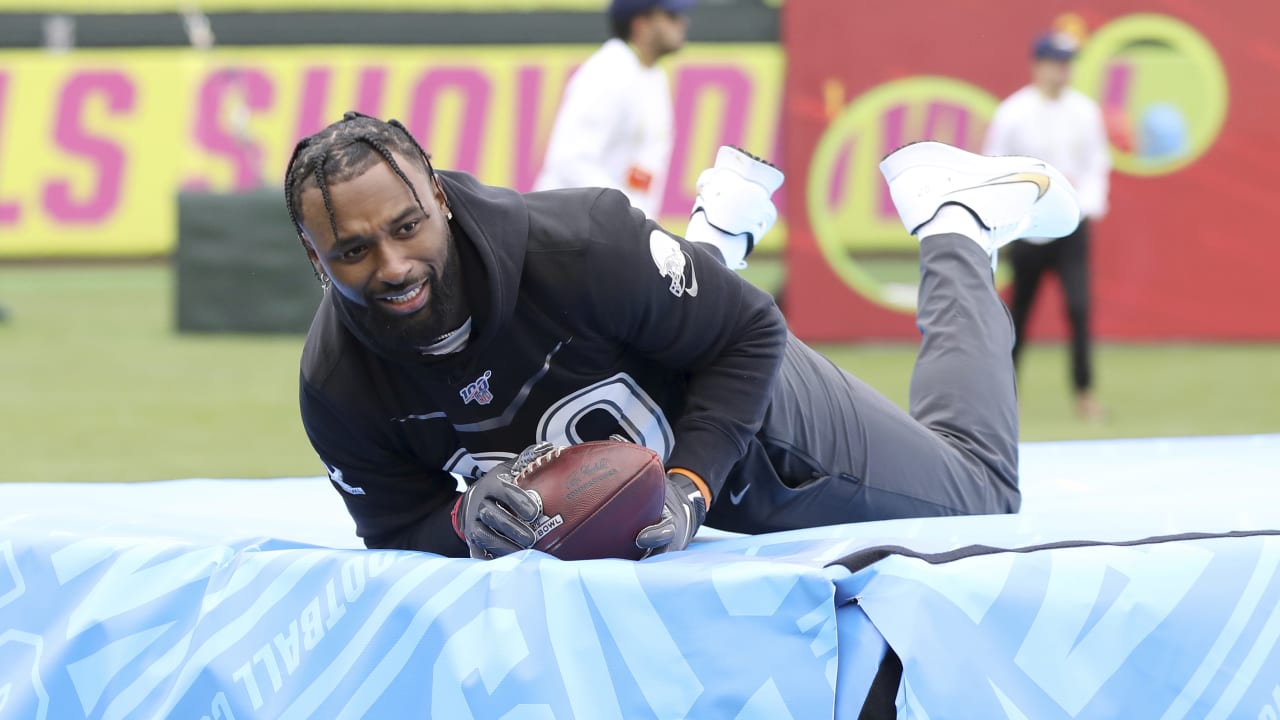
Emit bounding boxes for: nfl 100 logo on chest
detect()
[460,370,494,405]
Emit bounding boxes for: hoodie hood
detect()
[328,170,530,367]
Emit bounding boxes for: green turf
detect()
[1,264,1277,482]
[0,265,316,482]
[815,343,1280,442]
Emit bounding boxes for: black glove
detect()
[635,472,708,556]
[452,442,557,559]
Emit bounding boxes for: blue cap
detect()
[608,0,696,21]
[1032,31,1079,61]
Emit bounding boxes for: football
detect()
[514,440,666,561]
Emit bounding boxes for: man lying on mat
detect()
[282,112,1080,558]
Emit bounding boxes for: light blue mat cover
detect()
[1,435,1277,719]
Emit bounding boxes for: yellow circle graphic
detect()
[1073,13,1228,176]
[806,76,999,313]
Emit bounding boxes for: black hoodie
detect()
[300,171,787,555]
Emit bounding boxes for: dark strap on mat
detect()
[857,647,902,720]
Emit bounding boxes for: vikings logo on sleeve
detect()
[460,370,495,405]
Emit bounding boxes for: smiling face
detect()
[297,152,467,345]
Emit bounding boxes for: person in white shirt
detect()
[534,0,694,219]
[983,30,1112,422]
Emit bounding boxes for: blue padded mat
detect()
[1,435,1277,718]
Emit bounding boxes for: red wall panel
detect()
[783,1,1279,341]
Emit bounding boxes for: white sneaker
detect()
[878,141,1081,252]
[686,146,785,269]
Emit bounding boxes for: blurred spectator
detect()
[534,0,694,218]
[984,30,1112,421]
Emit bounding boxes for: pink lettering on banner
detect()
[407,68,490,175]
[665,66,752,217]
[0,72,21,224]
[514,62,578,191]
[1102,61,1133,111]
[295,67,333,141]
[877,103,909,220]
[876,101,976,220]
[923,101,973,149]
[513,66,546,192]
[293,66,387,145]
[355,67,387,118]
[189,67,274,191]
[43,70,135,223]
[827,138,854,212]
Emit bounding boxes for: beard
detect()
[337,224,468,357]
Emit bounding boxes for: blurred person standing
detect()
[533,0,694,219]
[984,29,1112,421]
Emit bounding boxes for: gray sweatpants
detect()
[707,233,1020,533]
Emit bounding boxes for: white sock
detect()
[916,203,992,248]
[918,203,999,273]
[686,213,750,269]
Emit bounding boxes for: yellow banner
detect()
[0,45,781,257]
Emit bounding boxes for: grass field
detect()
[2,263,1277,483]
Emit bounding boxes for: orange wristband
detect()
[451,495,465,540]
[668,467,712,506]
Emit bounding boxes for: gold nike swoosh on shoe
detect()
[946,171,1051,200]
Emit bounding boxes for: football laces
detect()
[513,443,563,481]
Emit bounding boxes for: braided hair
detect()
[283,112,438,280]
